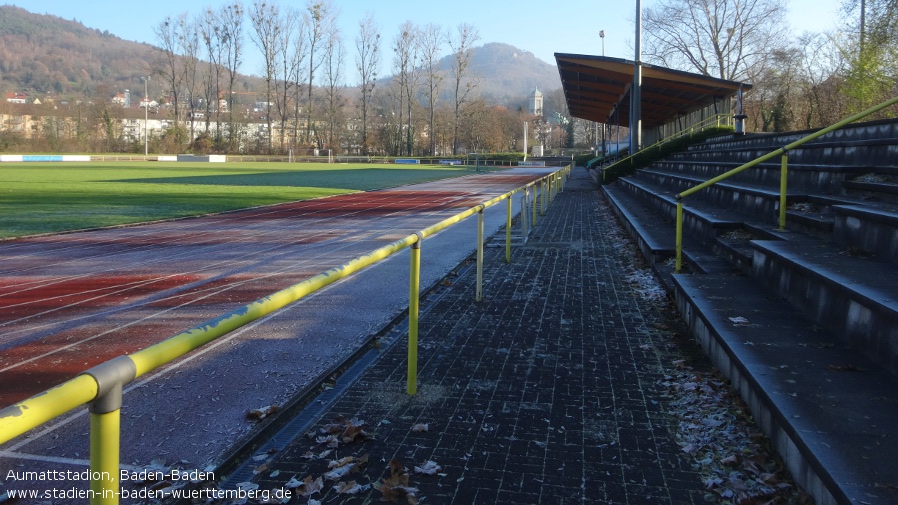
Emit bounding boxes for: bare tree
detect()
[218,2,244,151]
[199,7,226,142]
[449,23,480,154]
[355,13,380,156]
[178,14,201,145]
[393,21,420,156]
[796,32,847,128]
[303,0,338,146]
[322,31,346,153]
[271,7,304,151]
[249,0,286,152]
[642,0,789,81]
[418,23,445,156]
[154,14,186,145]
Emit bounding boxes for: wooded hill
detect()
[0,5,562,108]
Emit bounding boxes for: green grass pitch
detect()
[0,162,496,239]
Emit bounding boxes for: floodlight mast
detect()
[630,0,642,154]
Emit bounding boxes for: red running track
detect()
[0,171,547,407]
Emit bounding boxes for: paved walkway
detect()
[218,168,810,505]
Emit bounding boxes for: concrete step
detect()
[651,159,889,194]
[673,272,898,505]
[617,175,780,244]
[750,237,898,377]
[638,168,808,223]
[832,204,898,263]
[843,179,898,204]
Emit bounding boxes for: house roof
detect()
[555,53,752,128]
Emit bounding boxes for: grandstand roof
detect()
[555,53,752,128]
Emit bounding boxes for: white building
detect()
[529,88,543,116]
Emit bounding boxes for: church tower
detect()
[529,88,543,116]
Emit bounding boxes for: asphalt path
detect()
[0,166,557,500]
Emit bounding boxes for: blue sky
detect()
[9,0,845,77]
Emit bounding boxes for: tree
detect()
[154,14,186,145]
[843,0,898,49]
[178,14,201,145]
[218,2,244,152]
[273,6,303,151]
[249,0,286,152]
[642,0,789,81]
[199,7,226,142]
[449,23,480,154]
[392,21,420,156]
[303,0,338,146]
[839,0,898,114]
[355,13,380,156]
[322,31,346,153]
[418,23,445,156]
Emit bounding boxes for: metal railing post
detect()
[407,235,421,395]
[779,152,789,230]
[89,412,119,505]
[476,209,484,302]
[505,197,512,263]
[521,187,529,242]
[540,180,547,215]
[85,356,137,505]
[532,183,539,225]
[675,200,684,274]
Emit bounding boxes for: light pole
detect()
[598,30,605,156]
[143,76,150,156]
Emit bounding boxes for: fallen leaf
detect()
[414,461,442,475]
[288,476,323,497]
[411,423,429,432]
[329,456,357,469]
[324,465,354,481]
[334,481,371,494]
[247,405,279,421]
[721,455,741,467]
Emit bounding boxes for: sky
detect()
[7,0,846,78]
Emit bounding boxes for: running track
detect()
[0,169,548,408]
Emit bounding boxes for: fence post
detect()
[407,235,421,395]
[675,200,684,274]
[532,184,539,226]
[85,356,136,505]
[505,197,512,263]
[476,209,484,302]
[521,188,529,242]
[779,152,789,230]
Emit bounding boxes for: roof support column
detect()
[631,0,643,153]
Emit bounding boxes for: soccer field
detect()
[0,161,497,238]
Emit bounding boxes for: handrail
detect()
[0,164,570,504]
[674,96,898,273]
[600,114,733,180]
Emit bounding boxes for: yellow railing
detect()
[0,164,571,504]
[601,114,734,182]
[674,96,898,273]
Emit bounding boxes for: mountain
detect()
[0,5,159,97]
[0,6,561,109]
[458,42,562,104]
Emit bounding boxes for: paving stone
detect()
[247,168,808,505]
